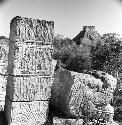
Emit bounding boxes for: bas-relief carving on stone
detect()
[6,75,53,101]
[0,17,119,125]
[4,16,54,125]
[5,96,49,125]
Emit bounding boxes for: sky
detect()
[0,0,122,39]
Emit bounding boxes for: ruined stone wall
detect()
[0,37,9,111]
[4,16,54,125]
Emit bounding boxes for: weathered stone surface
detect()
[0,37,9,74]
[0,38,9,63]
[5,96,49,125]
[6,75,53,101]
[0,74,7,111]
[0,99,5,111]
[10,16,54,44]
[53,117,83,125]
[88,70,117,91]
[0,74,7,94]
[50,69,117,118]
[51,69,102,117]
[0,45,8,64]
[0,65,8,75]
[8,41,53,75]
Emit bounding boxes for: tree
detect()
[91,33,122,73]
[53,34,72,50]
[53,32,122,79]
[53,38,92,72]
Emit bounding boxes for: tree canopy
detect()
[53,32,122,78]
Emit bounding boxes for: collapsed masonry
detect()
[50,26,118,124]
[4,16,54,125]
[50,69,117,116]
[0,19,119,125]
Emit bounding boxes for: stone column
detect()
[4,16,54,125]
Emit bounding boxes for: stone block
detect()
[0,94,6,111]
[0,44,9,74]
[0,100,5,111]
[5,96,49,125]
[10,16,54,45]
[6,75,53,101]
[8,41,53,75]
[0,44,9,65]
[0,94,6,101]
[53,117,83,125]
[0,74,7,94]
[0,74,7,111]
[0,65,8,74]
[51,69,116,118]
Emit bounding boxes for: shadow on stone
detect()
[0,111,7,125]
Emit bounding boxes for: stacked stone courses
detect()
[8,42,53,75]
[5,16,54,125]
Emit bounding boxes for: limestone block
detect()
[0,93,6,111]
[50,69,115,118]
[0,44,9,74]
[50,69,103,117]
[0,40,9,64]
[0,74,7,94]
[0,74,7,111]
[93,90,113,105]
[10,16,54,45]
[53,117,84,125]
[8,41,53,75]
[5,96,49,125]
[6,75,53,101]
[89,70,117,91]
[0,65,8,75]
[0,100,5,111]
[0,94,6,101]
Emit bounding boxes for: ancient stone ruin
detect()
[4,16,54,125]
[0,37,9,111]
[50,69,118,124]
[0,17,120,125]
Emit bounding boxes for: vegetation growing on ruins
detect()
[1,25,122,124]
[53,31,122,75]
[53,31,122,123]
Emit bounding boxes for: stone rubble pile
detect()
[50,68,118,124]
[4,16,54,125]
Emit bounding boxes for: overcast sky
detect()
[0,0,122,38]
